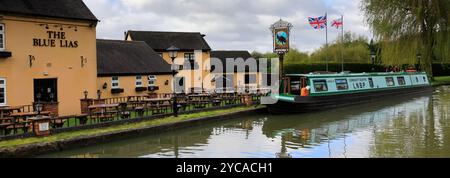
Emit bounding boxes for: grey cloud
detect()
[85,0,371,53]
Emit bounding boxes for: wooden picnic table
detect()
[142,98,172,115]
[188,94,212,108]
[88,103,120,122]
[88,103,120,109]
[142,98,172,104]
[0,106,22,118]
[9,111,51,118]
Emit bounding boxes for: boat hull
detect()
[267,86,434,114]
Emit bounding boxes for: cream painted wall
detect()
[0,15,97,116]
[211,72,263,92]
[127,34,212,93]
[161,51,212,93]
[97,74,172,98]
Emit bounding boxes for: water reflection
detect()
[40,86,450,158]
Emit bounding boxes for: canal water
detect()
[41,86,450,158]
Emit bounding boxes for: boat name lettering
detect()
[349,78,367,82]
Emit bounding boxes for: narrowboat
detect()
[267,72,433,114]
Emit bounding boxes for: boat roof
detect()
[286,71,427,78]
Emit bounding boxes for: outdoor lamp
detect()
[83,90,89,99]
[167,45,180,59]
[97,90,101,100]
[166,45,180,117]
[36,103,43,115]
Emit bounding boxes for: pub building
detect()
[0,0,98,116]
[125,31,213,93]
[96,39,173,98]
[210,51,262,93]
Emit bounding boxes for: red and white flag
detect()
[331,18,343,29]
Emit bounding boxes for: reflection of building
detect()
[125,31,212,94]
[210,51,262,93]
[0,0,98,116]
[96,40,172,98]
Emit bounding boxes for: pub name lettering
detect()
[33,31,79,48]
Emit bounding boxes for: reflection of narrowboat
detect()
[267,72,433,114]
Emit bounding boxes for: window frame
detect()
[184,53,195,62]
[148,75,157,86]
[135,75,143,87]
[368,78,374,88]
[386,77,395,87]
[0,24,5,50]
[397,77,406,86]
[313,80,328,92]
[0,78,7,106]
[335,79,349,91]
[111,76,120,89]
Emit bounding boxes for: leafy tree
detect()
[361,0,450,78]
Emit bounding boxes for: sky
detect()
[84,0,372,53]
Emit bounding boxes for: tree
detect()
[361,0,450,78]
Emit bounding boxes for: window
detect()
[184,53,195,70]
[112,76,119,89]
[313,80,328,92]
[397,77,406,86]
[0,78,6,105]
[290,81,301,95]
[245,74,256,84]
[184,53,195,62]
[335,79,348,90]
[0,24,4,50]
[386,77,395,86]
[368,78,374,88]
[423,76,427,83]
[136,76,143,87]
[148,75,157,86]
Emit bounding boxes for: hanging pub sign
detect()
[274,28,289,52]
[270,19,293,53]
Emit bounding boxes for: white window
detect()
[0,24,5,50]
[148,75,157,86]
[112,76,119,89]
[184,53,195,62]
[136,76,143,87]
[0,78,6,106]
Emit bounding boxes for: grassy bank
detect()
[0,105,264,149]
[433,76,450,87]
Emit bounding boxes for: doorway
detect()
[34,78,57,102]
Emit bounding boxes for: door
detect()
[175,77,185,94]
[34,79,57,102]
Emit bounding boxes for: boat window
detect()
[290,81,301,95]
[416,77,419,83]
[335,79,348,90]
[386,77,395,86]
[397,77,406,86]
[423,76,427,83]
[313,80,328,92]
[368,78,374,88]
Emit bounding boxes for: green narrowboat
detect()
[267,71,433,114]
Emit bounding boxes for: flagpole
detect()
[325,12,329,72]
[341,15,344,73]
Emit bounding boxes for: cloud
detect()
[84,0,371,53]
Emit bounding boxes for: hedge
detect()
[284,63,450,76]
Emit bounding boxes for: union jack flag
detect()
[332,18,343,29]
[308,15,327,29]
